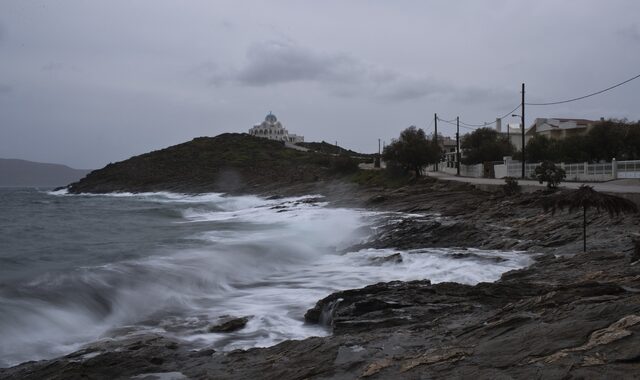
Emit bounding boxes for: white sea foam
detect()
[0,191,534,367]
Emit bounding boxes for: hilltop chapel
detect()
[248,112,304,143]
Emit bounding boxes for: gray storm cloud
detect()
[229,40,451,102]
[619,24,640,43]
[237,41,361,86]
[0,1,639,168]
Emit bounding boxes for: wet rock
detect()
[368,195,387,204]
[208,316,251,333]
[368,252,403,265]
[4,179,640,379]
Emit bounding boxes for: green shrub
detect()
[534,161,566,189]
[502,176,521,195]
[330,155,359,174]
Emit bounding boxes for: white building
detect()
[525,118,596,141]
[494,118,525,151]
[248,113,304,143]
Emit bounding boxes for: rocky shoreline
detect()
[3,177,640,379]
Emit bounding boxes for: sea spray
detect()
[0,189,533,367]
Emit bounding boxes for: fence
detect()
[495,159,640,182]
[429,163,483,178]
[501,161,539,178]
[434,158,640,182]
[618,160,640,179]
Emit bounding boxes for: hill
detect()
[0,159,90,187]
[298,141,374,157]
[67,133,363,194]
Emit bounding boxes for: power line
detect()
[437,103,520,130]
[426,117,435,131]
[526,72,640,106]
[458,104,521,127]
[438,117,457,124]
[436,118,456,126]
[430,72,638,132]
[437,117,475,130]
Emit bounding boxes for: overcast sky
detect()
[1,1,639,169]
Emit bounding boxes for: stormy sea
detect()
[0,188,533,368]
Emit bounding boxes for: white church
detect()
[248,113,304,143]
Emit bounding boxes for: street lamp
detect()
[512,114,525,179]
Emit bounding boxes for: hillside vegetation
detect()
[67,133,361,194]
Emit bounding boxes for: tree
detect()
[525,135,560,163]
[622,123,640,160]
[557,135,589,163]
[543,185,638,252]
[585,120,627,162]
[383,126,439,177]
[534,161,566,189]
[460,128,514,165]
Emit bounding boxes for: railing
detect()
[439,158,640,181]
[564,163,585,176]
[618,160,640,172]
[506,162,538,178]
[587,163,612,175]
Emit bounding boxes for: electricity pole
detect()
[434,113,439,172]
[521,83,526,179]
[456,116,460,176]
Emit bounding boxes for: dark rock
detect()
[4,178,640,379]
[368,253,403,265]
[368,195,387,204]
[208,316,251,333]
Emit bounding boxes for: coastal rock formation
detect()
[208,317,251,333]
[4,251,640,379]
[5,153,640,378]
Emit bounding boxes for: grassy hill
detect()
[67,133,363,194]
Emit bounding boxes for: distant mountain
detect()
[0,159,91,187]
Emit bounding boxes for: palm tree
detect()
[543,185,638,252]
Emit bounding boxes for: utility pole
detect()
[434,113,439,172]
[456,116,460,176]
[521,83,526,179]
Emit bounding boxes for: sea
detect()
[0,188,533,368]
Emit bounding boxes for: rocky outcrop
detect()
[4,251,640,379]
[208,317,251,333]
[4,176,640,379]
